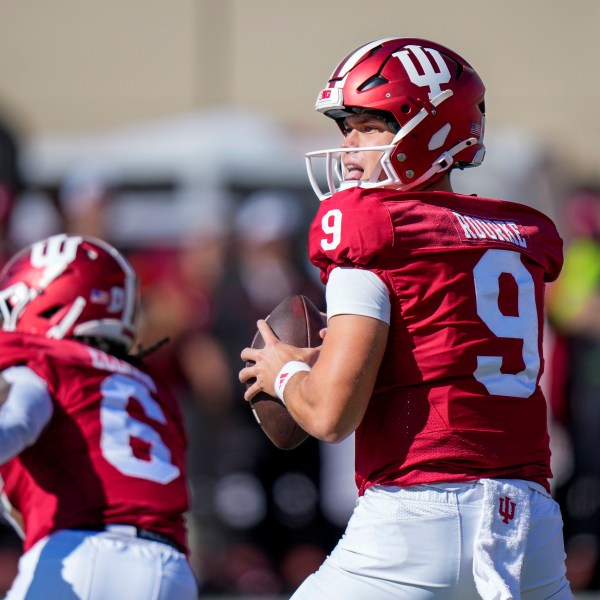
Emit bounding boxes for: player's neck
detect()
[421,174,453,193]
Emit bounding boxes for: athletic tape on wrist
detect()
[274,361,312,404]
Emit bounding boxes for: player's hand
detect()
[240,320,320,402]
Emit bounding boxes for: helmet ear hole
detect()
[401,104,411,114]
[39,305,62,319]
[358,75,388,92]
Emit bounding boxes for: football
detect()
[247,294,325,450]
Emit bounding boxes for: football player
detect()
[0,234,197,599]
[240,38,573,598]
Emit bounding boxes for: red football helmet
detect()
[0,234,139,350]
[306,37,486,199]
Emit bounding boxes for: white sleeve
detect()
[0,366,53,464]
[326,267,391,324]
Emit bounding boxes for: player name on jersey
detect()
[452,211,527,248]
[87,347,155,390]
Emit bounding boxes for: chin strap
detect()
[132,336,171,359]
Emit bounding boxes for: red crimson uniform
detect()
[309,188,563,494]
[0,332,189,553]
[242,37,572,598]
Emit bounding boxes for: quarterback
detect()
[0,234,197,599]
[241,38,573,598]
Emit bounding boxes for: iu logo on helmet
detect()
[30,234,83,288]
[392,45,451,100]
[31,234,82,270]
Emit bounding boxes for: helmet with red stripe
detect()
[0,234,139,351]
[306,37,486,199]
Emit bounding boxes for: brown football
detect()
[247,294,325,450]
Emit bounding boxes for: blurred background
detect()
[0,0,599,597]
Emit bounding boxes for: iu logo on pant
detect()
[499,496,516,524]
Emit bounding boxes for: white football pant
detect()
[291,480,572,599]
[5,528,197,600]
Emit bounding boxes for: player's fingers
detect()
[240,346,259,362]
[243,378,264,402]
[319,327,327,340]
[243,384,257,402]
[238,364,255,385]
[256,319,277,341]
[239,365,265,402]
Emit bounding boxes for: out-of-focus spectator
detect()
[547,185,600,591]
[230,189,315,311]
[59,165,116,240]
[214,189,324,359]
[11,164,117,254]
[0,113,25,262]
[204,189,343,595]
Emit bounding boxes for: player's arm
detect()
[241,268,389,443]
[0,366,53,463]
[296,312,387,442]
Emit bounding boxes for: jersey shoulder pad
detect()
[309,188,394,270]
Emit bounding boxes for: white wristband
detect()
[274,361,312,404]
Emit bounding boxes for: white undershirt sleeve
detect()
[0,366,53,464]
[326,267,391,324]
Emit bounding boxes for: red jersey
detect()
[308,188,563,494]
[0,332,190,552]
